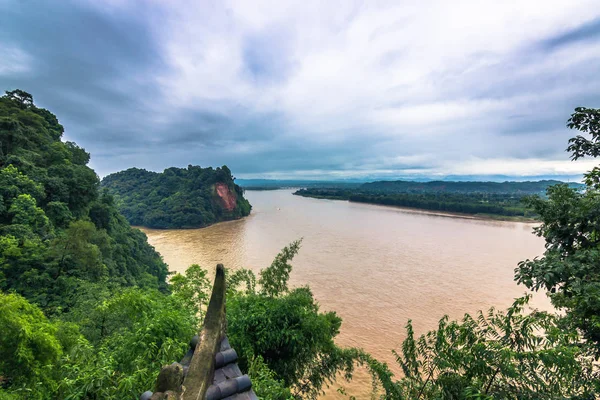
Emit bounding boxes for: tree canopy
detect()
[0,90,169,312]
[517,106,600,352]
[101,165,251,229]
[0,90,182,398]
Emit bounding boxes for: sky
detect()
[1,0,600,181]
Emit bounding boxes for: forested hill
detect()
[361,179,583,194]
[101,165,251,229]
[0,89,169,308]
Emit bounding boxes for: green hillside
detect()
[101,166,251,229]
[0,90,169,308]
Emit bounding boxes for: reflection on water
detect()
[141,189,549,399]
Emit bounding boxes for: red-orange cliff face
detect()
[215,183,237,211]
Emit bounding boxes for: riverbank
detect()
[132,213,252,231]
[294,190,538,222]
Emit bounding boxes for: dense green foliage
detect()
[517,107,600,352]
[368,297,596,399]
[0,90,185,398]
[0,288,198,399]
[294,188,536,219]
[350,192,534,218]
[0,293,63,395]
[0,90,168,311]
[101,165,251,229]
[55,288,197,399]
[293,188,354,200]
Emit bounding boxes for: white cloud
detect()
[154,0,600,129]
[4,0,600,178]
[0,44,31,76]
[439,157,599,177]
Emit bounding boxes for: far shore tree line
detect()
[294,189,539,219]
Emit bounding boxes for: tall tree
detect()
[516,107,600,351]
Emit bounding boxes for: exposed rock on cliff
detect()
[215,182,237,211]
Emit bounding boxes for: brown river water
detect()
[140,189,550,399]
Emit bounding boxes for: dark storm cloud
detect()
[0,0,277,174]
[0,1,163,108]
[0,0,169,161]
[541,17,600,50]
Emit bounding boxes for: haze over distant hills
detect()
[237,175,584,190]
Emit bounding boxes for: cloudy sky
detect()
[1,0,600,180]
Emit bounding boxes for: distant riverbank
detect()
[294,188,538,222]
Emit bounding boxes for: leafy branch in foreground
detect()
[368,296,597,399]
[517,106,600,352]
[258,239,302,297]
[224,239,367,399]
[170,264,211,319]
